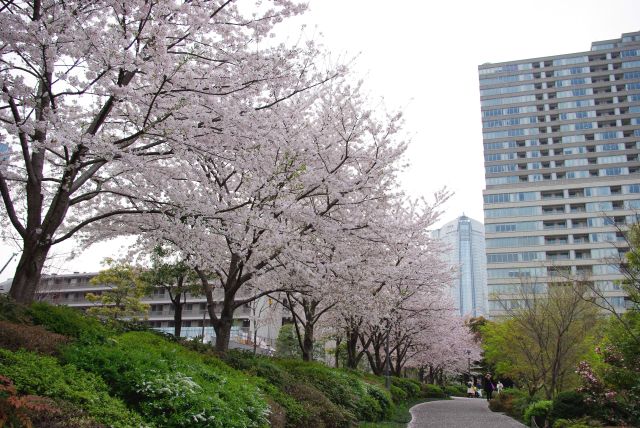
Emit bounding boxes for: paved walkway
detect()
[408,397,526,428]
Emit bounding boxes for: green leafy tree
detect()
[483,283,599,399]
[86,259,149,321]
[275,323,301,359]
[141,247,200,337]
[575,222,640,426]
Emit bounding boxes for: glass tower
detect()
[479,31,640,317]
[432,215,488,317]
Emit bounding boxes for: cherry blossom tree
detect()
[0,0,312,303]
[403,308,482,383]
[86,74,411,352]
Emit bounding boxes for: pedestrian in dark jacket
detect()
[483,373,495,401]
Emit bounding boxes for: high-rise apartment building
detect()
[432,215,488,317]
[479,31,640,317]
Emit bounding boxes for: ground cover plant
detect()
[0,348,145,427]
[0,298,448,427]
[62,331,269,427]
[222,350,402,427]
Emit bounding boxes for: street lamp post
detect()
[466,349,471,382]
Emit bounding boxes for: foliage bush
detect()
[28,302,110,343]
[389,385,407,403]
[420,383,446,398]
[577,310,640,426]
[62,331,269,427]
[390,377,420,399]
[222,351,349,427]
[551,420,593,428]
[0,374,102,428]
[488,388,536,421]
[285,382,354,427]
[0,295,30,324]
[548,391,587,422]
[0,349,145,427]
[443,384,468,397]
[523,400,553,426]
[0,321,70,355]
[278,360,392,422]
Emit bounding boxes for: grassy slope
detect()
[0,299,436,427]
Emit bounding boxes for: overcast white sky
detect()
[2,0,640,280]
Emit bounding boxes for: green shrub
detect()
[28,302,110,343]
[488,388,536,421]
[222,350,364,427]
[549,391,587,422]
[389,385,407,403]
[0,348,145,427]
[363,384,392,420]
[277,360,391,422]
[420,383,446,398]
[0,295,30,323]
[524,400,553,426]
[552,419,572,428]
[286,382,354,427]
[390,377,420,399]
[62,331,269,427]
[443,384,467,397]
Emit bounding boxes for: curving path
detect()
[408,397,526,428]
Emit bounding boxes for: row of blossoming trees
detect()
[0,0,480,375]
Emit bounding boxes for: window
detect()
[595,131,622,140]
[485,236,543,248]
[586,202,613,212]
[599,167,628,176]
[479,63,533,75]
[592,264,621,275]
[625,184,640,194]
[553,56,588,66]
[487,267,547,279]
[480,73,535,86]
[486,252,544,264]
[486,164,518,173]
[565,158,588,167]
[487,176,520,185]
[485,221,539,233]
[597,143,623,152]
[622,60,640,69]
[485,206,541,218]
[597,155,626,164]
[480,84,536,97]
[481,94,537,107]
[483,192,538,203]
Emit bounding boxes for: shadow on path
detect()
[408,397,526,428]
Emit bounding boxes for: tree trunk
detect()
[346,326,360,369]
[364,333,384,375]
[301,322,314,362]
[334,336,341,368]
[253,328,258,354]
[197,264,239,353]
[9,243,50,304]
[213,316,233,352]
[173,300,183,337]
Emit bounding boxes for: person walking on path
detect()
[467,380,475,398]
[484,373,495,401]
[496,380,504,395]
